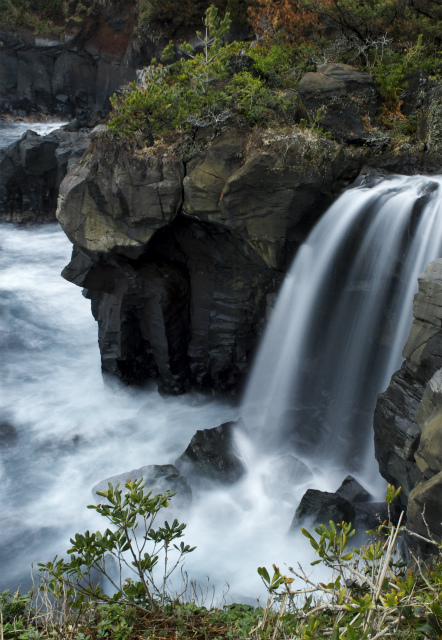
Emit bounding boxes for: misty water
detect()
[241,174,442,488]
[1,123,442,602]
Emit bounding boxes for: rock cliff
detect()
[0,126,91,223]
[57,125,373,392]
[374,259,442,550]
[0,8,153,121]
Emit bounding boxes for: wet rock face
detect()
[336,475,371,504]
[289,489,356,531]
[374,258,442,549]
[175,419,246,484]
[58,129,368,392]
[0,127,89,223]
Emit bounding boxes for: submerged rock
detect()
[269,454,313,485]
[93,464,192,513]
[175,419,246,484]
[0,421,18,445]
[264,455,313,501]
[289,489,356,533]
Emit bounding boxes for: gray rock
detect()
[289,489,356,533]
[0,25,143,120]
[93,464,192,513]
[0,127,89,223]
[0,421,18,445]
[336,475,371,503]
[297,63,380,142]
[353,502,401,532]
[407,471,442,556]
[175,419,246,484]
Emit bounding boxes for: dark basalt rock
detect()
[336,475,371,504]
[0,421,18,445]
[0,127,89,223]
[58,128,368,392]
[175,419,246,484]
[289,489,356,533]
[297,63,380,142]
[0,16,144,121]
[93,464,192,513]
[353,502,401,532]
[374,258,442,551]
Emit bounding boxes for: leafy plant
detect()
[38,478,196,612]
[255,486,442,640]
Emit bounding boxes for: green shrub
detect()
[38,478,195,612]
[256,485,442,640]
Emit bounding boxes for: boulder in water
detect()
[0,128,89,223]
[0,421,18,446]
[175,419,246,484]
[289,489,356,533]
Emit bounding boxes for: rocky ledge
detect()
[374,259,442,552]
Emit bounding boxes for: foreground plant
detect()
[256,485,442,640]
[38,478,195,613]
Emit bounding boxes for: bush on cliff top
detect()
[107,6,298,142]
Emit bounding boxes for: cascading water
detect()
[2,117,442,602]
[241,174,442,490]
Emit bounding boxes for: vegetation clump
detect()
[107,0,442,144]
[2,480,441,640]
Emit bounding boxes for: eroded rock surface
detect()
[0,126,89,222]
[374,259,442,548]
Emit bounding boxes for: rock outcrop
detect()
[57,127,371,392]
[175,419,246,484]
[0,126,90,222]
[0,6,147,121]
[374,259,442,549]
[289,489,356,531]
[297,63,380,142]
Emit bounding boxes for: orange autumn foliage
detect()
[248,0,329,45]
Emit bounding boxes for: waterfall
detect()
[241,174,442,485]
